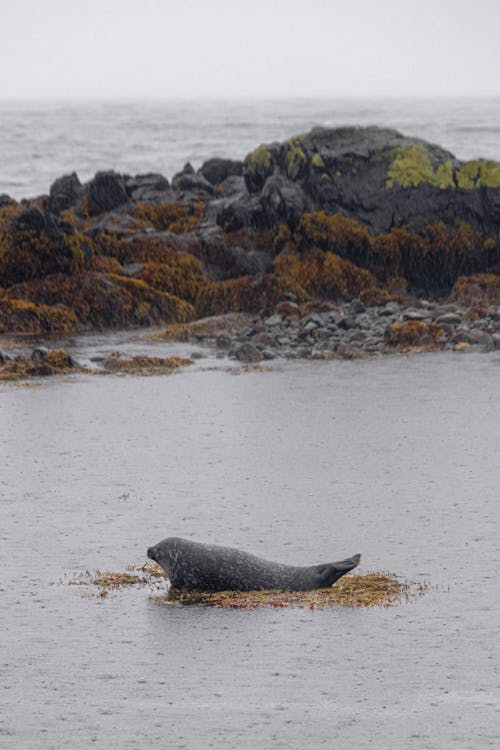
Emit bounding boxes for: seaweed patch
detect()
[65,563,428,608]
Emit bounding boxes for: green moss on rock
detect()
[387,146,445,188]
[246,144,272,175]
[311,153,325,169]
[285,144,307,178]
[388,147,500,190]
[456,160,500,189]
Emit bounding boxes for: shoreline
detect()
[2,295,499,380]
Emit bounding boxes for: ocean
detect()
[1,97,500,199]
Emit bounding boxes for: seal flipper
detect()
[315,553,361,587]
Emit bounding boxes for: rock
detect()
[227,246,273,275]
[234,343,263,363]
[199,158,243,185]
[210,125,500,255]
[49,172,82,212]
[403,309,430,321]
[251,332,275,347]
[261,349,276,360]
[172,163,217,195]
[259,174,309,229]
[125,173,171,202]
[470,328,494,349]
[84,171,129,216]
[220,175,247,196]
[216,335,232,349]
[349,299,366,315]
[0,194,16,207]
[31,347,49,362]
[378,302,400,317]
[264,314,282,327]
[275,300,300,317]
[437,312,462,324]
[337,316,356,330]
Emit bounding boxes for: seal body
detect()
[147,537,361,592]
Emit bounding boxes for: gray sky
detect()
[0,0,499,99]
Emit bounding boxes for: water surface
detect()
[1,350,499,748]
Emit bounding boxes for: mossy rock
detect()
[285,143,307,180]
[450,273,500,305]
[311,153,325,169]
[385,320,444,349]
[387,146,454,189]
[134,201,204,233]
[0,296,77,334]
[456,160,500,189]
[273,249,376,301]
[244,144,274,192]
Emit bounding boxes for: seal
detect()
[147,537,361,592]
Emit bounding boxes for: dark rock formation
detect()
[216,126,500,235]
[49,172,82,212]
[124,173,170,203]
[199,158,243,185]
[84,170,129,216]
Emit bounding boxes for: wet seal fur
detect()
[147,537,361,592]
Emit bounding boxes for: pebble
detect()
[234,342,263,363]
[437,312,463,324]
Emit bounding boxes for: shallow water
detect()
[1,349,500,748]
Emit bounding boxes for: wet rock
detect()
[260,174,309,229]
[275,300,300,318]
[261,349,276,360]
[349,299,366,315]
[378,302,400,316]
[470,329,494,349]
[234,342,263,363]
[84,171,129,216]
[0,194,16,207]
[251,332,275,348]
[199,158,243,186]
[264,314,282,327]
[403,309,430,321]
[219,175,247,196]
[125,173,171,202]
[228,246,273,275]
[31,346,49,362]
[216,335,232,349]
[49,172,82,212]
[337,316,356,330]
[437,312,463,325]
[172,163,217,194]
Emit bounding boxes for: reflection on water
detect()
[1,350,499,748]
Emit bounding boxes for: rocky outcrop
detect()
[2,125,500,339]
[216,127,500,235]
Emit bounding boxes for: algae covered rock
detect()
[219,126,500,236]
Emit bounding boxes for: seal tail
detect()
[316,553,361,587]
